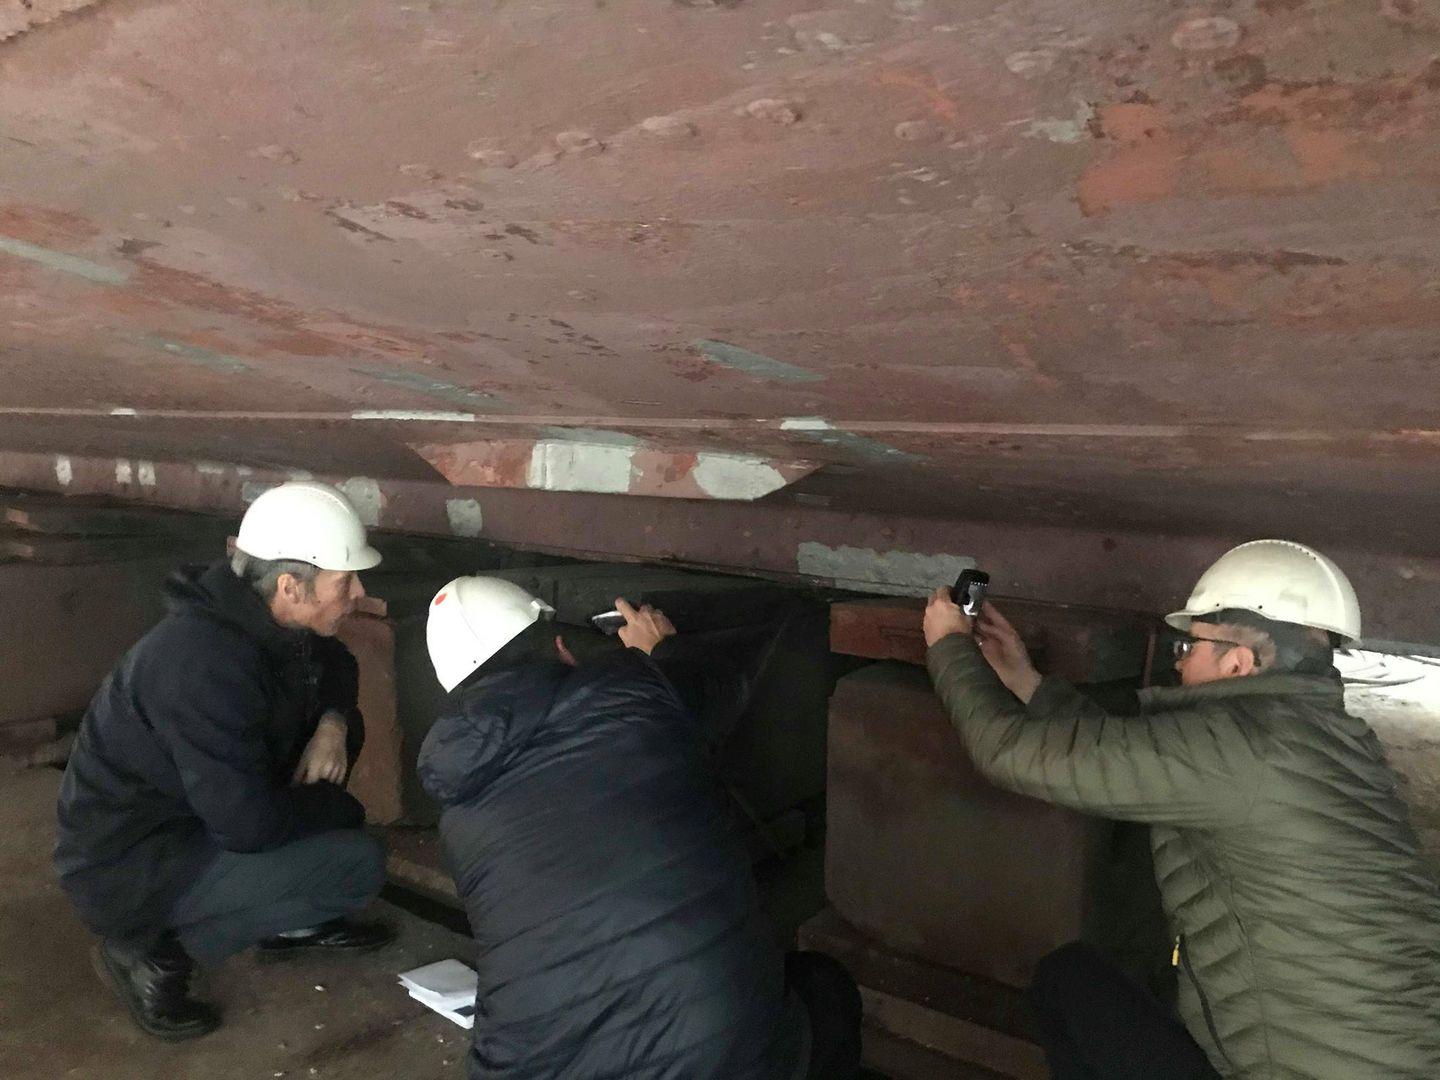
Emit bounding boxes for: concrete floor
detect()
[1,768,477,1080]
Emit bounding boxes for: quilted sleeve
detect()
[926,634,1261,827]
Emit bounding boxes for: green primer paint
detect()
[693,339,822,383]
[0,236,129,285]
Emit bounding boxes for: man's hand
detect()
[615,597,676,655]
[975,603,1043,704]
[924,586,973,646]
[293,711,349,786]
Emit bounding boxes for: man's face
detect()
[275,570,365,637]
[1174,622,1256,686]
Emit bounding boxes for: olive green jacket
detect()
[927,634,1440,1079]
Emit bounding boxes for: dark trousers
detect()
[1031,943,1220,1080]
[786,951,863,1080]
[167,829,385,965]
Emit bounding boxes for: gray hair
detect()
[230,550,321,601]
[1194,609,1336,675]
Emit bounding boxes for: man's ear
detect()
[1226,644,1258,678]
[555,635,578,667]
[275,572,301,604]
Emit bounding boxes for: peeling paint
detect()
[527,441,634,494]
[445,498,484,537]
[0,0,107,44]
[149,337,253,374]
[538,426,641,447]
[414,437,815,499]
[780,417,922,464]
[109,407,138,416]
[54,455,72,486]
[796,542,975,596]
[240,481,270,503]
[286,469,314,482]
[0,236,128,285]
[353,367,504,410]
[351,409,479,422]
[137,461,157,487]
[694,339,823,383]
[194,461,227,476]
[1025,101,1097,144]
[338,476,383,527]
[115,459,132,484]
[691,455,789,501]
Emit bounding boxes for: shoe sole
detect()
[254,936,396,963]
[90,944,221,1042]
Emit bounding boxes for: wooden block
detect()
[829,597,1154,683]
[337,611,403,825]
[0,716,58,753]
[381,825,460,904]
[860,989,1047,1080]
[798,908,1035,1040]
[826,666,1103,987]
[2,732,74,774]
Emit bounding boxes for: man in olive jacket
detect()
[923,540,1440,1080]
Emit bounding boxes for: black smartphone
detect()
[951,569,990,617]
[589,609,627,635]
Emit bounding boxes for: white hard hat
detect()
[235,481,382,572]
[1166,539,1361,643]
[426,576,556,692]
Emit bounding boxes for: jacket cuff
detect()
[925,632,983,680]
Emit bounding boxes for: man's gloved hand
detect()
[615,597,676,655]
[293,711,350,786]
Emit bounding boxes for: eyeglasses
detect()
[1170,633,1249,661]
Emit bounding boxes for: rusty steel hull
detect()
[1,1,1438,638]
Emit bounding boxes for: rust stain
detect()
[872,67,964,128]
[630,449,703,496]
[412,439,534,488]
[1079,66,1440,215]
[1238,75,1431,130]
[999,336,1059,390]
[1192,145,1295,194]
[1284,127,1382,186]
[260,331,347,357]
[1095,103,1171,143]
[0,205,100,246]
[1077,138,1186,216]
[1281,266,1439,330]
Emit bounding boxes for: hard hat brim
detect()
[1165,605,1358,645]
[324,545,383,572]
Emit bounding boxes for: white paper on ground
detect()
[399,959,477,1029]
[407,988,475,1029]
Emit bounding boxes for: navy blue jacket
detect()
[55,561,365,948]
[417,647,802,1080]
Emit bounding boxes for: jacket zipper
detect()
[1176,934,1238,1073]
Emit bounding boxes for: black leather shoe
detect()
[92,937,220,1041]
[255,918,395,961]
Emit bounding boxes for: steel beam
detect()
[3,448,1438,645]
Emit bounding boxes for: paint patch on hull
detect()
[797,542,975,596]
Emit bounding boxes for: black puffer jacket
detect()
[55,561,365,949]
[417,647,802,1080]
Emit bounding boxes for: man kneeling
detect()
[418,578,859,1079]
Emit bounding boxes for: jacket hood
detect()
[163,560,303,661]
[417,661,569,808]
